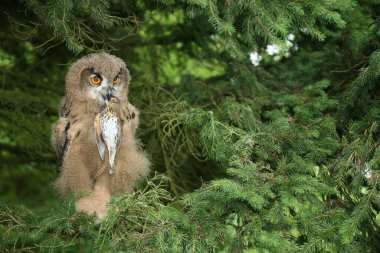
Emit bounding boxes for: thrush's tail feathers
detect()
[93,161,109,179]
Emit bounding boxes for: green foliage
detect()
[23,0,137,52]
[161,0,354,57]
[1,0,380,252]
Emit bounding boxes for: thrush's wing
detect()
[115,118,122,156]
[94,113,106,160]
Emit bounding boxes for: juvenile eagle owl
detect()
[51,53,150,218]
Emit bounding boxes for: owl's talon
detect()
[75,194,108,218]
[126,112,134,121]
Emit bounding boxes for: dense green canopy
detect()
[1,0,379,252]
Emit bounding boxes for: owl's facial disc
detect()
[82,67,128,105]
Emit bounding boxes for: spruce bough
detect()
[0,0,379,252]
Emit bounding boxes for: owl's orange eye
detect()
[113,76,120,85]
[90,76,102,85]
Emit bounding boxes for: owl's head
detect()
[65,52,130,106]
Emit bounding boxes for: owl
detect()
[51,53,150,218]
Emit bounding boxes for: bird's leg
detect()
[75,172,111,218]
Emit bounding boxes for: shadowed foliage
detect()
[1,0,380,252]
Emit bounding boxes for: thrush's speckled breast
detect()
[94,97,121,174]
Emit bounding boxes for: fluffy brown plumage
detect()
[51,53,150,218]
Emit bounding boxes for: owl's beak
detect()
[102,85,116,101]
[106,88,112,101]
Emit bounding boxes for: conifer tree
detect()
[1,0,379,252]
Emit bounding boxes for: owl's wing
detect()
[57,121,71,172]
[52,97,73,173]
[94,113,106,160]
[59,95,71,117]
[51,117,71,173]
